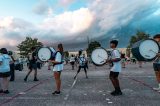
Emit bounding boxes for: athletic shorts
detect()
[0,72,11,78]
[70,62,75,65]
[29,63,37,70]
[109,71,119,78]
[153,63,160,71]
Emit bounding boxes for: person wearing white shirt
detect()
[74,50,88,79]
[107,40,122,96]
[0,48,12,94]
[70,55,75,70]
[50,44,64,95]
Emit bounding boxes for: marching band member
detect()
[153,34,160,91]
[108,40,122,96]
[50,44,64,95]
[24,47,39,82]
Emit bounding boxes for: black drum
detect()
[91,47,109,66]
[131,39,160,61]
[37,47,56,62]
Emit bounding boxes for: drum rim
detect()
[37,47,54,62]
[91,47,108,66]
[132,39,160,61]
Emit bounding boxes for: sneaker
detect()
[3,90,10,94]
[153,87,160,91]
[111,91,122,96]
[0,89,3,93]
[34,79,39,81]
[24,78,27,82]
[52,91,60,95]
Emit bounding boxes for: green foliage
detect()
[64,51,69,58]
[17,37,43,57]
[86,41,101,57]
[129,31,150,47]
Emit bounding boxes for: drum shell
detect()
[37,47,56,62]
[91,47,109,66]
[131,39,159,62]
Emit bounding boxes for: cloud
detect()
[42,8,93,35]
[1,0,160,50]
[33,0,50,15]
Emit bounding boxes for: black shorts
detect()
[0,72,11,78]
[153,63,160,71]
[109,71,119,78]
[29,63,37,70]
[70,62,75,65]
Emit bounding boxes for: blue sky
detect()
[0,0,160,50]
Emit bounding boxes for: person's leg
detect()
[84,67,88,78]
[10,64,15,81]
[53,72,61,94]
[2,77,10,93]
[109,72,122,95]
[24,69,32,81]
[74,66,81,79]
[154,71,160,90]
[34,69,39,81]
[109,72,117,89]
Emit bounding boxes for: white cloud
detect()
[1,0,160,50]
[41,8,93,35]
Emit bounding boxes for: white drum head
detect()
[38,47,52,62]
[139,40,159,59]
[91,48,108,66]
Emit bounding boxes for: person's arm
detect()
[0,56,3,65]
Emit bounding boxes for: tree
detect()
[129,31,150,47]
[17,37,43,57]
[64,51,69,58]
[127,31,150,57]
[86,41,101,57]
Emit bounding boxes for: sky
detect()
[0,0,160,51]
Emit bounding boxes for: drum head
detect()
[139,39,159,60]
[37,47,52,62]
[91,47,108,66]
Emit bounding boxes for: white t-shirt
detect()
[0,54,11,73]
[110,49,122,72]
[53,52,63,72]
[70,57,75,62]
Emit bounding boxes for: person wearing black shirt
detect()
[8,51,15,81]
[24,47,39,82]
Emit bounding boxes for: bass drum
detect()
[131,39,159,61]
[91,47,109,66]
[37,47,56,62]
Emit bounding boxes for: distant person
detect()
[74,51,88,79]
[121,53,126,68]
[107,40,122,96]
[153,34,160,90]
[70,55,75,70]
[8,51,15,81]
[24,47,39,82]
[0,48,12,94]
[49,44,64,95]
[138,61,143,68]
